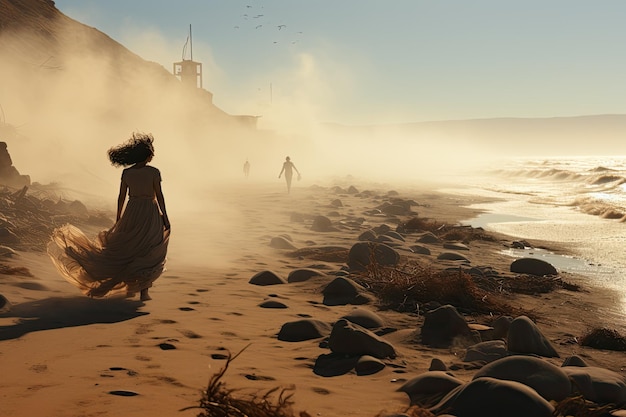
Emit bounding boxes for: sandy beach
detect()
[1,179,625,417]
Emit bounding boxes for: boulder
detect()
[429,377,554,417]
[507,315,559,357]
[398,371,464,406]
[421,304,478,348]
[287,268,325,283]
[269,236,297,249]
[347,242,400,271]
[341,308,385,329]
[322,276,373,306]
[328,318,396,359]
[473,355,571,401]
[277,319,332,342]
[562,366,626,404]
[311,215,336,232]
[248,270,287,286]
[510,258,558,276]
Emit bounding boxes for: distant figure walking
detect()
[278,156,300,193]
[243,159,250,178]
[47,133,170,301]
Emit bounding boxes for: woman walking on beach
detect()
[278,156,300,193]
[48,133,170,301]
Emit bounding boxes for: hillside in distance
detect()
[325,114,626,157]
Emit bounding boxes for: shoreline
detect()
[1,180,625,416]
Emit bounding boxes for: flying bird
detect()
[277,25,286,30]
[256,25,263,29]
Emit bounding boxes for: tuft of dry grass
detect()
[579,327,626,351]
[353,259,517,316]
[553,394,618,417]
[182,345,311,417]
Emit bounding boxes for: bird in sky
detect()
[277,25,286,30]
[256,25,263,29]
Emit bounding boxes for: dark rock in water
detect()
[287,268,325,283]
[421,304,478,348]
[510,257,558,276]
[561,366,626,404]
[398,371,464,406]
[341,308,385,329]
[429,377,555,417]
[328,318,396,359]
[472,355,571,401]
[311,215,336,232]
[269,236,297,249]
[322,276,373,306]
[347,241,400,271]
[507,315,559,357]
[277,319,332,342]
[259,300,288,309]
[249,270,287,286]
[355,355,385,376]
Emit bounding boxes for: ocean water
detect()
[441,155,626,322]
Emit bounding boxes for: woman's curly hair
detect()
[108,133,155,167]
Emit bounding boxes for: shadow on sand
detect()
[0,296,148,341]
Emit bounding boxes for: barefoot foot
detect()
[140,289,152,301]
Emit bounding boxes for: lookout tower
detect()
[173,25,203,89]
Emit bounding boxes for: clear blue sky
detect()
[53,1,626,125]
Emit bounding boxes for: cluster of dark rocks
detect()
[254,185,626,416]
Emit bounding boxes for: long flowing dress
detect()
[47,166,170,298]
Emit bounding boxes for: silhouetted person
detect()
[243,159,250,178]
[278,156,300,193]
[48,133,170,301]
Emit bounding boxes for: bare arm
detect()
[116,179,128,221]
[155,181,170,230]
[293,164,300,175]
[279,164,285,178]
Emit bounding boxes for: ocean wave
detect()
[570,196,626,220]
[586,174,626,186]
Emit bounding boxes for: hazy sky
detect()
[53,1,626,125]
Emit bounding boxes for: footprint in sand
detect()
[158,342,177,350]
[196,289,209,293]
[311,387,331,395]
[178,307,195,311]
[244,373,276,381]
[29,364,47,373]
[211,353,229,360]
[13,282,49,291]
[108,390,139,396]
[178,329,201,339]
